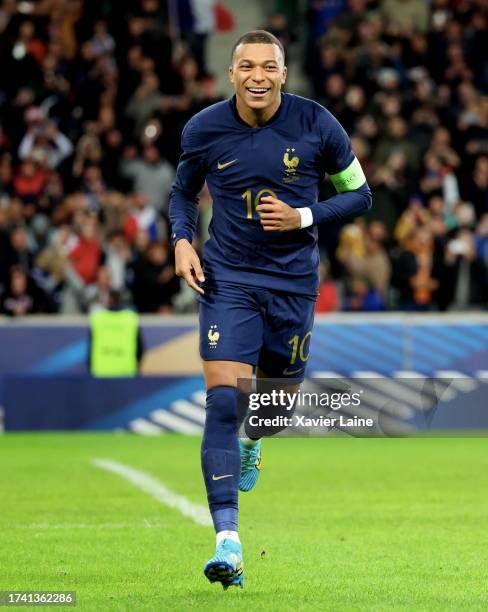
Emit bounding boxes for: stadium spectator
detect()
[120,144,175,214]
[129,241,180,313]
[27,213,52,255]
[370,151,412,234]
[68,212,101,285]
[0,265,49,316]
[392,226,443,311]
[13,159,47,218]
[103,231,132,295]
[380,0,429,33]
[474,214,488,305]
[264,13,292,53]
[84,265,113,312]
[123,192,163,244]
[0,153,13,195]
[336,221,391,300]
[463,155,488,220]
[315,261,340,313]
[0,225,33,286]
[343,278,386,311]
[443,228,477,310]
[18,118,74,169]
[178,0,217,76]
[35,224,73,288]
[125,73,167,136]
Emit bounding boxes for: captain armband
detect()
[329,157,366,193]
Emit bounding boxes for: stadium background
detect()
[0,0,486,431]
[1,2,488,610]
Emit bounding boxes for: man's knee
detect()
[205,386,239,430]
[204,360,253,389]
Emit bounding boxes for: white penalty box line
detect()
[92,458,212,528]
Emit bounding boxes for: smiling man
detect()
[169,30,372,589]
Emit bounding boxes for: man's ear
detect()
[282,65,288,85]
[228,65,234,84]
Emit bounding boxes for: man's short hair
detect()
[231,30,285,63]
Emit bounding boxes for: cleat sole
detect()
[204,561,244,589]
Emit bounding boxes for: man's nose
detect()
[251,67,265,82]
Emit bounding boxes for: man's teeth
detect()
[248,88,268,93]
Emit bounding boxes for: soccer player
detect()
[169,30,372,588]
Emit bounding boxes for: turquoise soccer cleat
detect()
[204,538,244,589]
[239,439,262,492]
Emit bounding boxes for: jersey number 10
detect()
[242,188,278,219]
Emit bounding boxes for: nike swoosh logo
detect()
[283,367,304,375]
[212,474,233,481]
[217,159,238,170]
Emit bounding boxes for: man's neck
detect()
[235,93,282,128]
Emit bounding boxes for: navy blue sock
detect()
[201,386,240,533]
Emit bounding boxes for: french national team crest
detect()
[282,147,300,183]
[208,324,220,349]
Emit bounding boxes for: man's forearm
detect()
[169,186,199,244]
[300,183,373,227]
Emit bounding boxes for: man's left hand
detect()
[256,196,301,232]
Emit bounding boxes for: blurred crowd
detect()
[0,0,220,315]
[0,0,486,316]
[301,0,488,311]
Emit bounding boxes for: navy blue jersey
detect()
[170,93,371,295]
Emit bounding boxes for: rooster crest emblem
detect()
[283,148,300,175]
[208,324,220,349]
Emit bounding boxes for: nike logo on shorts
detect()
[282,367,304,375]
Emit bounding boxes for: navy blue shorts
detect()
[199,281,316,381]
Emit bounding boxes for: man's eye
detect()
[266,66,278,71]
[240,65,251,70]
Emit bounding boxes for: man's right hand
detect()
[175,239,205,294]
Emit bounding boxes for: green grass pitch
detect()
[1,433,487,611]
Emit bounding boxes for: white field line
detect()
[92,458,212,527]
[13,521,169,529]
